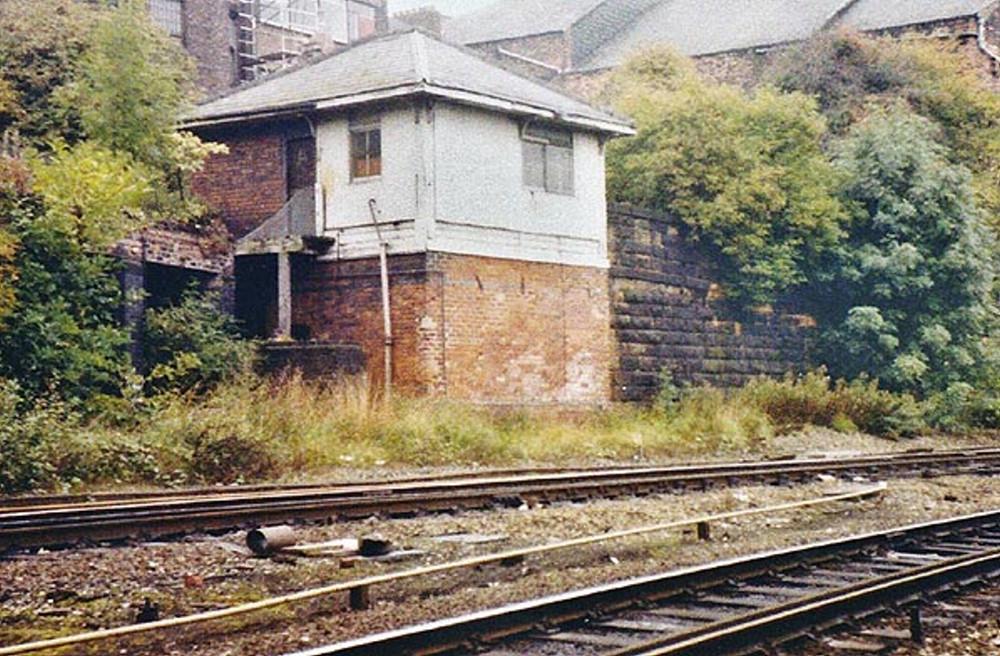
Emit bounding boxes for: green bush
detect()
[186,429,279,485]
[606,47,845,307]
[926,384,1000,432]
[143,291,255,394]
[741,369,925,437]
[812,108,997,394]
[0,380,64,493]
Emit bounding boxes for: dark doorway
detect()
[235,255,278,339]
[144,263,213,310]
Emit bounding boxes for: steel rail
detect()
[285,508,1000,656]
[0,486,881,656]
[614,549,1000,656]
[3,447,999,550]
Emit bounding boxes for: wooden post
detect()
[349,586,370,611]
[909,605,924,645]
[276,251,292,339]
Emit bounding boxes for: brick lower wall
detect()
[292,252,612,405]
[608,205,812,401]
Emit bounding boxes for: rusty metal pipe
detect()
[246,525,298,555]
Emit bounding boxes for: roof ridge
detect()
[411,30,431,82]
[819,0,866,31]
[193,29,421,108]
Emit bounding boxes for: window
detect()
[522,123,574,195]
[287,0,319,32]
[260,0,319,33]
[347,0,377,41]
[148,0,183,38]
[350,120,381,179]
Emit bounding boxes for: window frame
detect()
[347,0,378,42]
[148,0,184,39]
[521,122,575,196]
[349,118,382,182]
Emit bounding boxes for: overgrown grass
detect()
[1,374,776,493]
[0,368,981,495]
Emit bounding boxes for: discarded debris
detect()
[135,599,159,624]
[359,536,393,557]
[246,526,298,556]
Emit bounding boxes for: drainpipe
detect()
[368,198,393,401]
[978,12,1000,73]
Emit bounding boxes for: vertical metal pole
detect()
[379,241,393,401]
[369,199,393,401]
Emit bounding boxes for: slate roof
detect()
[463,0,994,72]
[837,0,989,31]
[183,30,631,134]
[581,0,848,69]
[443,0,607,45]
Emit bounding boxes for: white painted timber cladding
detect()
[316,101,609,268]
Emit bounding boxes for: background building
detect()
[146,0,389,94]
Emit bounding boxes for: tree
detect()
[0,185,131,403]
[768,30,1000,232]
[814,108,998,393]
[58,0,198,178]
[606,48,845,306]
[0,0,100,144]
[0,157,31,325]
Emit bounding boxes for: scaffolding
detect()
[237,0,321,82]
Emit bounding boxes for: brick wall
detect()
[292,253,436,396]
[292,252,612,405]
[608,205,812,401]
[469,32,572,79]
[190,124,295,240]
[183,0,239,95]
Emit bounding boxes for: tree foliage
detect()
[29,141,152,248]
[0,0,100,143]
[606,48,845,306]
[813,108,998,393]
[0,186,130,403]
[57,0,198,177]
[768,30,1000,230]
[143,291,256,395]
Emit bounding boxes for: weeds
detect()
[0,368,986,495]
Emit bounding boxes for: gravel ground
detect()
[2,471,1000,656]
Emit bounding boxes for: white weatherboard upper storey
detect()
[316,102,610,268]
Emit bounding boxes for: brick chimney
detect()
[393,6,446,37]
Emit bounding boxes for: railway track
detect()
[289,508,1000,656]
[3,447,999,551]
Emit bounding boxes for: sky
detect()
[388,0,495,16]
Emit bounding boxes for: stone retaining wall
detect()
[608,205,813,401]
